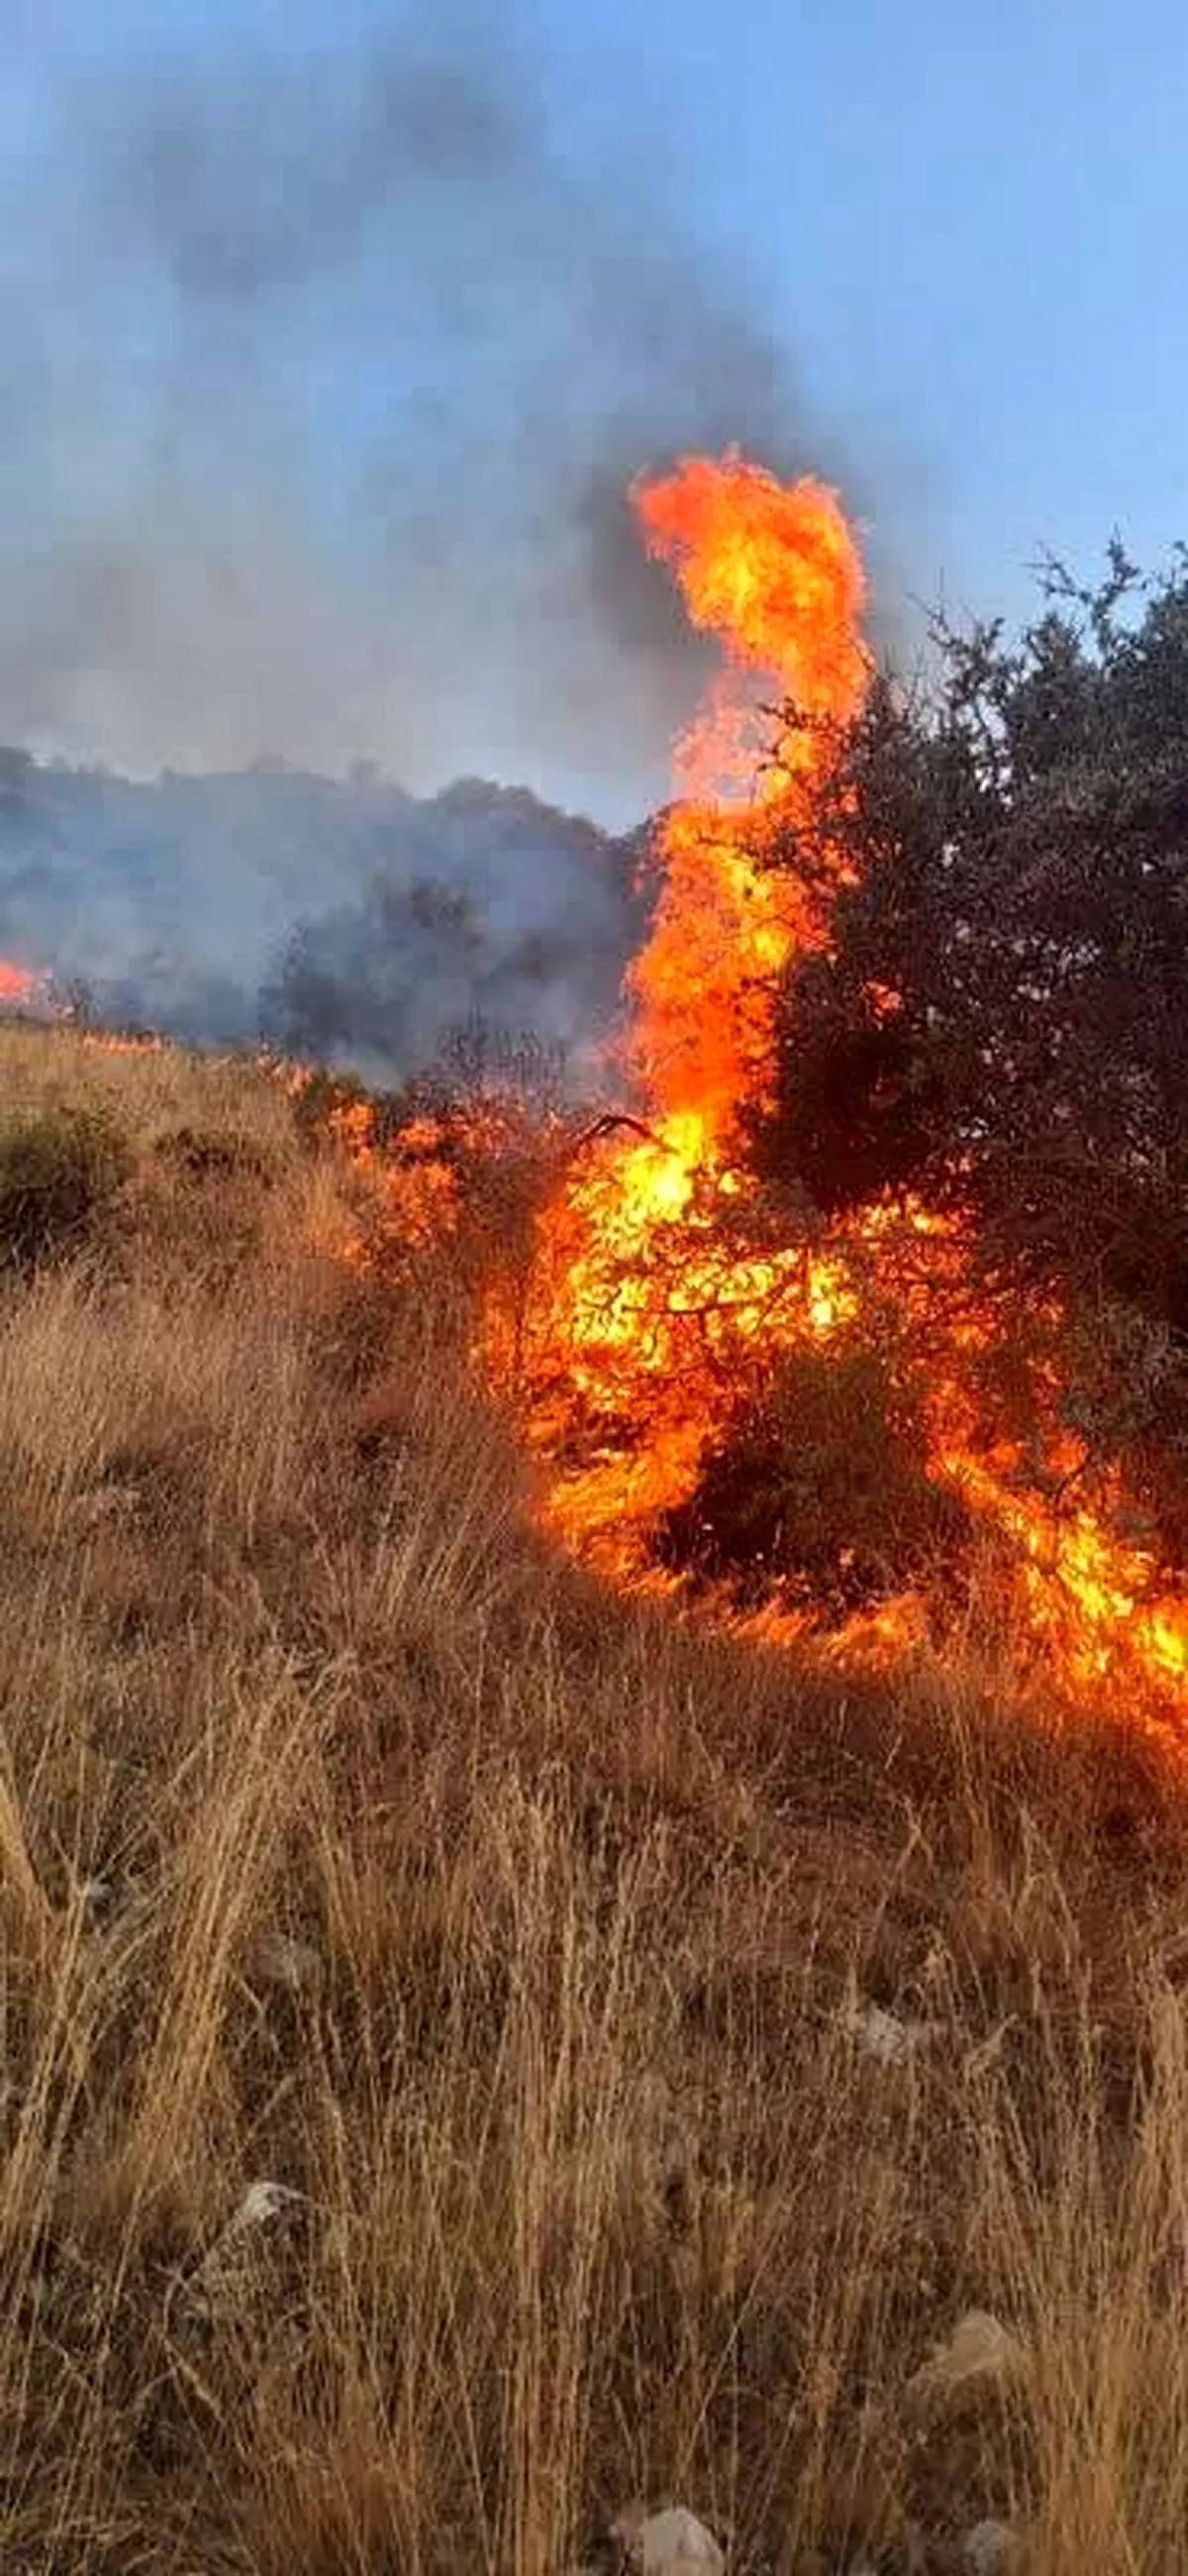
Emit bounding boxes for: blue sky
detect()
[594,0,1188,618]
[2,0,1185,819]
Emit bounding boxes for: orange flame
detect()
[627,452,870,1156]
[496,455,874,1549]
[0,957,55,1013]
[483,451,1188,1718]
[301,448,1187,1722]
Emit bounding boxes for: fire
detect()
[481,450,1188,1717]
[292,446,1186,1720]
[0,960,37,1005]
[496,456,875,1548]
[627,454,869,1155]
[0,957,57,1016]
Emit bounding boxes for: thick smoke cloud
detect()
[0,2,882,1070]
[0,751,647,1080]
[0,1,832,809]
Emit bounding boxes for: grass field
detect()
[1,1022,1187,2574]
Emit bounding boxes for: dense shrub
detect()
[753,546,1188,1555]
[0,1103,130,1271]
[758,550,1188,1315]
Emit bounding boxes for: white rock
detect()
[907,2310,1027,2415]
[611,2504,725,2573]
[175,2179,304,2330]
[852,2002,937,2065]
[247,1928,323,1996]
[233,2179,303,2231]
[964,2519,1020,2575]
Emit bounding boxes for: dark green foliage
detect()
[0,1104,131,1271]
[757,551,1188,1321]
[749,544,1188,1563]
[655,1346,971,1618]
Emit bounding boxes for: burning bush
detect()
[728,543,1188,1651]
[655,1345,972,1619]
[255,454,1188,1706]
[0,1101,130,1272]
[288,1064,423,1157]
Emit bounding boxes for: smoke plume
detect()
[0,751,648,1078]
[0,2,838,812]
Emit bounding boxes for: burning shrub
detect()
[288,1064,457,1164]
[288,1065,377,1153]
[0,1102,131,1272]
[655,1345,971,1619]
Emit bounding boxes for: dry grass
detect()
[1,1025,1188,2573]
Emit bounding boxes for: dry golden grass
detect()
[0,1023,296,1145]
[1,1022,1188,2573]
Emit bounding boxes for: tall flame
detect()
[499,453,875,1548]
[307,446,1187,1721]
[627,452,870,1158]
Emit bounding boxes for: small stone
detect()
[906,2310,1027,2419]
[611,2504,725,2574]
[173,2179,304,2331]
[852,2001,938,2064]
[71,1482,141,1530]
[963,2519,1020,2575]
[247,1929,323,1997]
[233,2179,303,2231]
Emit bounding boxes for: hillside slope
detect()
[1,1024,1187,2576]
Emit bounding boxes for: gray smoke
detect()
[0,2,844,811]
[0,749,647,1079]
[0,3,903,1072]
